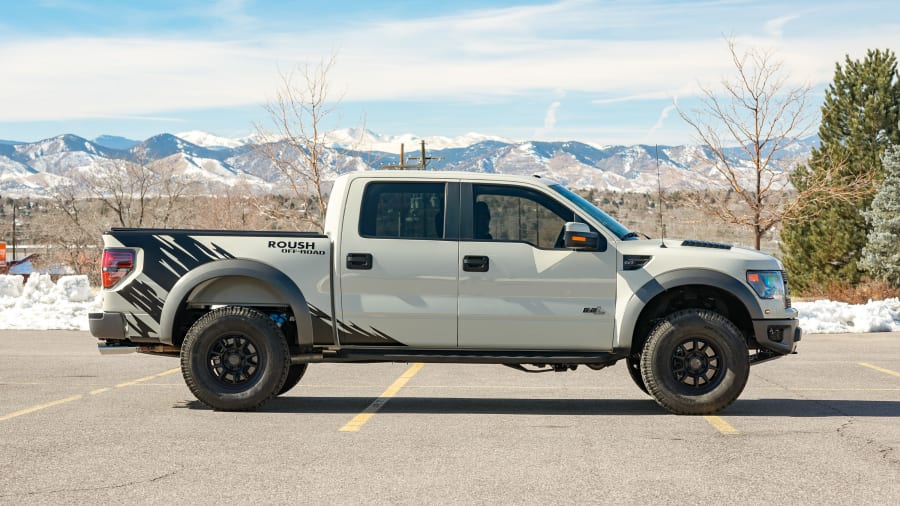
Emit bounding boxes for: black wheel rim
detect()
[207,334,260,386]
[671,338,721,390]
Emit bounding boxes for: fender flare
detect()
[615,269,763,353]
[159,259,314,346]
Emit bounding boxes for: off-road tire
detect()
[625,355,648,394]
[640,309,749,415]
[277,364,308,396]
[181,306,291,411]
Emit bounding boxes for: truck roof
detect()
[333,170,561,187]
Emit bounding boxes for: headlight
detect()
[746,270,786,299]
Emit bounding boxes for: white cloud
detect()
[2,2,899,123]
[533,100,562,139]
[648,104,677,138]
[765,14,799,38]
[544,101,561,130]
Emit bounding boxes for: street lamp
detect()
[11,200,29,266]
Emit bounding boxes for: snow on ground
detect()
[0,274,100,331]
[793,298,900,334]
[0,275,898,334]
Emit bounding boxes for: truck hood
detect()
[616,238,784,271]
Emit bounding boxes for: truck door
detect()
[457,183,616,351]
[338,178,459,348]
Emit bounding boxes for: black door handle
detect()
[462,255,489,272]
[346,253,373,270]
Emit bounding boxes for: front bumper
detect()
[752,318,801,355]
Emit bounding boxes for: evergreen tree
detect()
[782,49,900,291]
[859,146,900,287]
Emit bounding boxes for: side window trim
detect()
[445,181,461,240]
[460,182,475,240]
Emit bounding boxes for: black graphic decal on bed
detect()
[124,313,157,340]
[119,280,165,338]
[308,304,404,346]
[114,233,235,333]
[118,233,235,291]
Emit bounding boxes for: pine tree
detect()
[859,146,900,287]
[782,49,900,291]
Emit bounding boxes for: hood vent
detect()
[681,240,732,250]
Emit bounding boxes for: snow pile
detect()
[0,275,25,300]
[0,274,898,334]
[794,298,900,334]
[0,274,101,331]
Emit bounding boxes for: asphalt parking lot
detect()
[1,330,898,504]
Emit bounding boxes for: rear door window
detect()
[359,182,446,239]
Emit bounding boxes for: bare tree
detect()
[254,56,339,231]
[677,39,868,249]
[189,182,273,230]
[150,156,204,227]
[81,148,158,228]
[44,148,201,281]
[76,147,200,228]
[39,185,109,281]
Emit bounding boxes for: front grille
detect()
[783,270,792,308]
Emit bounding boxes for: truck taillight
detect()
[102,249,134,288]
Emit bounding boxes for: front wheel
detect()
[640,309,749,415]
[181,307,291,411]
[625,355,648,395]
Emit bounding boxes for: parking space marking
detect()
[704,415,738,435]
[1,368,181,422]
[859,362,900,379]
[0,395,83,422]
[114,367,180,388]
[340,363,424,432]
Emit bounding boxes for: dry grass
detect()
[797,280,900,304]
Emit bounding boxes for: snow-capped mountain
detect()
[176,130,253,150]
[0,131,817,197]
[326,128,513,152]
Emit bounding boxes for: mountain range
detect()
[0,129,818,198]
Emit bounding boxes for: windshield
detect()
[549,184,633,240]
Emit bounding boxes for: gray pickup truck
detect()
[90,170,800,415]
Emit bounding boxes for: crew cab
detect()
[90,170,800,415]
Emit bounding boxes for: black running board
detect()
[295,348,624,366]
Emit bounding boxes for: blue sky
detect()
[1,0,898,145]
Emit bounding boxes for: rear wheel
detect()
[181,307,290,411]
[277,364,308,395]
[640,309,749,415]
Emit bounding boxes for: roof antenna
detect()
[656,144,667,248]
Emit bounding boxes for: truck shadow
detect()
[179,397,900,417]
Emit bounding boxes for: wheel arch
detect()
[616,269,762,355]
[159,259,313,347]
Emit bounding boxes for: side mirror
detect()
[564,222,604,251]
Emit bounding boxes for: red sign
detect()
[0,241,6,269]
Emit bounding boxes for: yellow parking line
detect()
[704,415,738,435]
[114,368,179,388]
[340,363,424,432]
[0,395,83,422]
[859,362,900,379]
[1,368,182,422]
